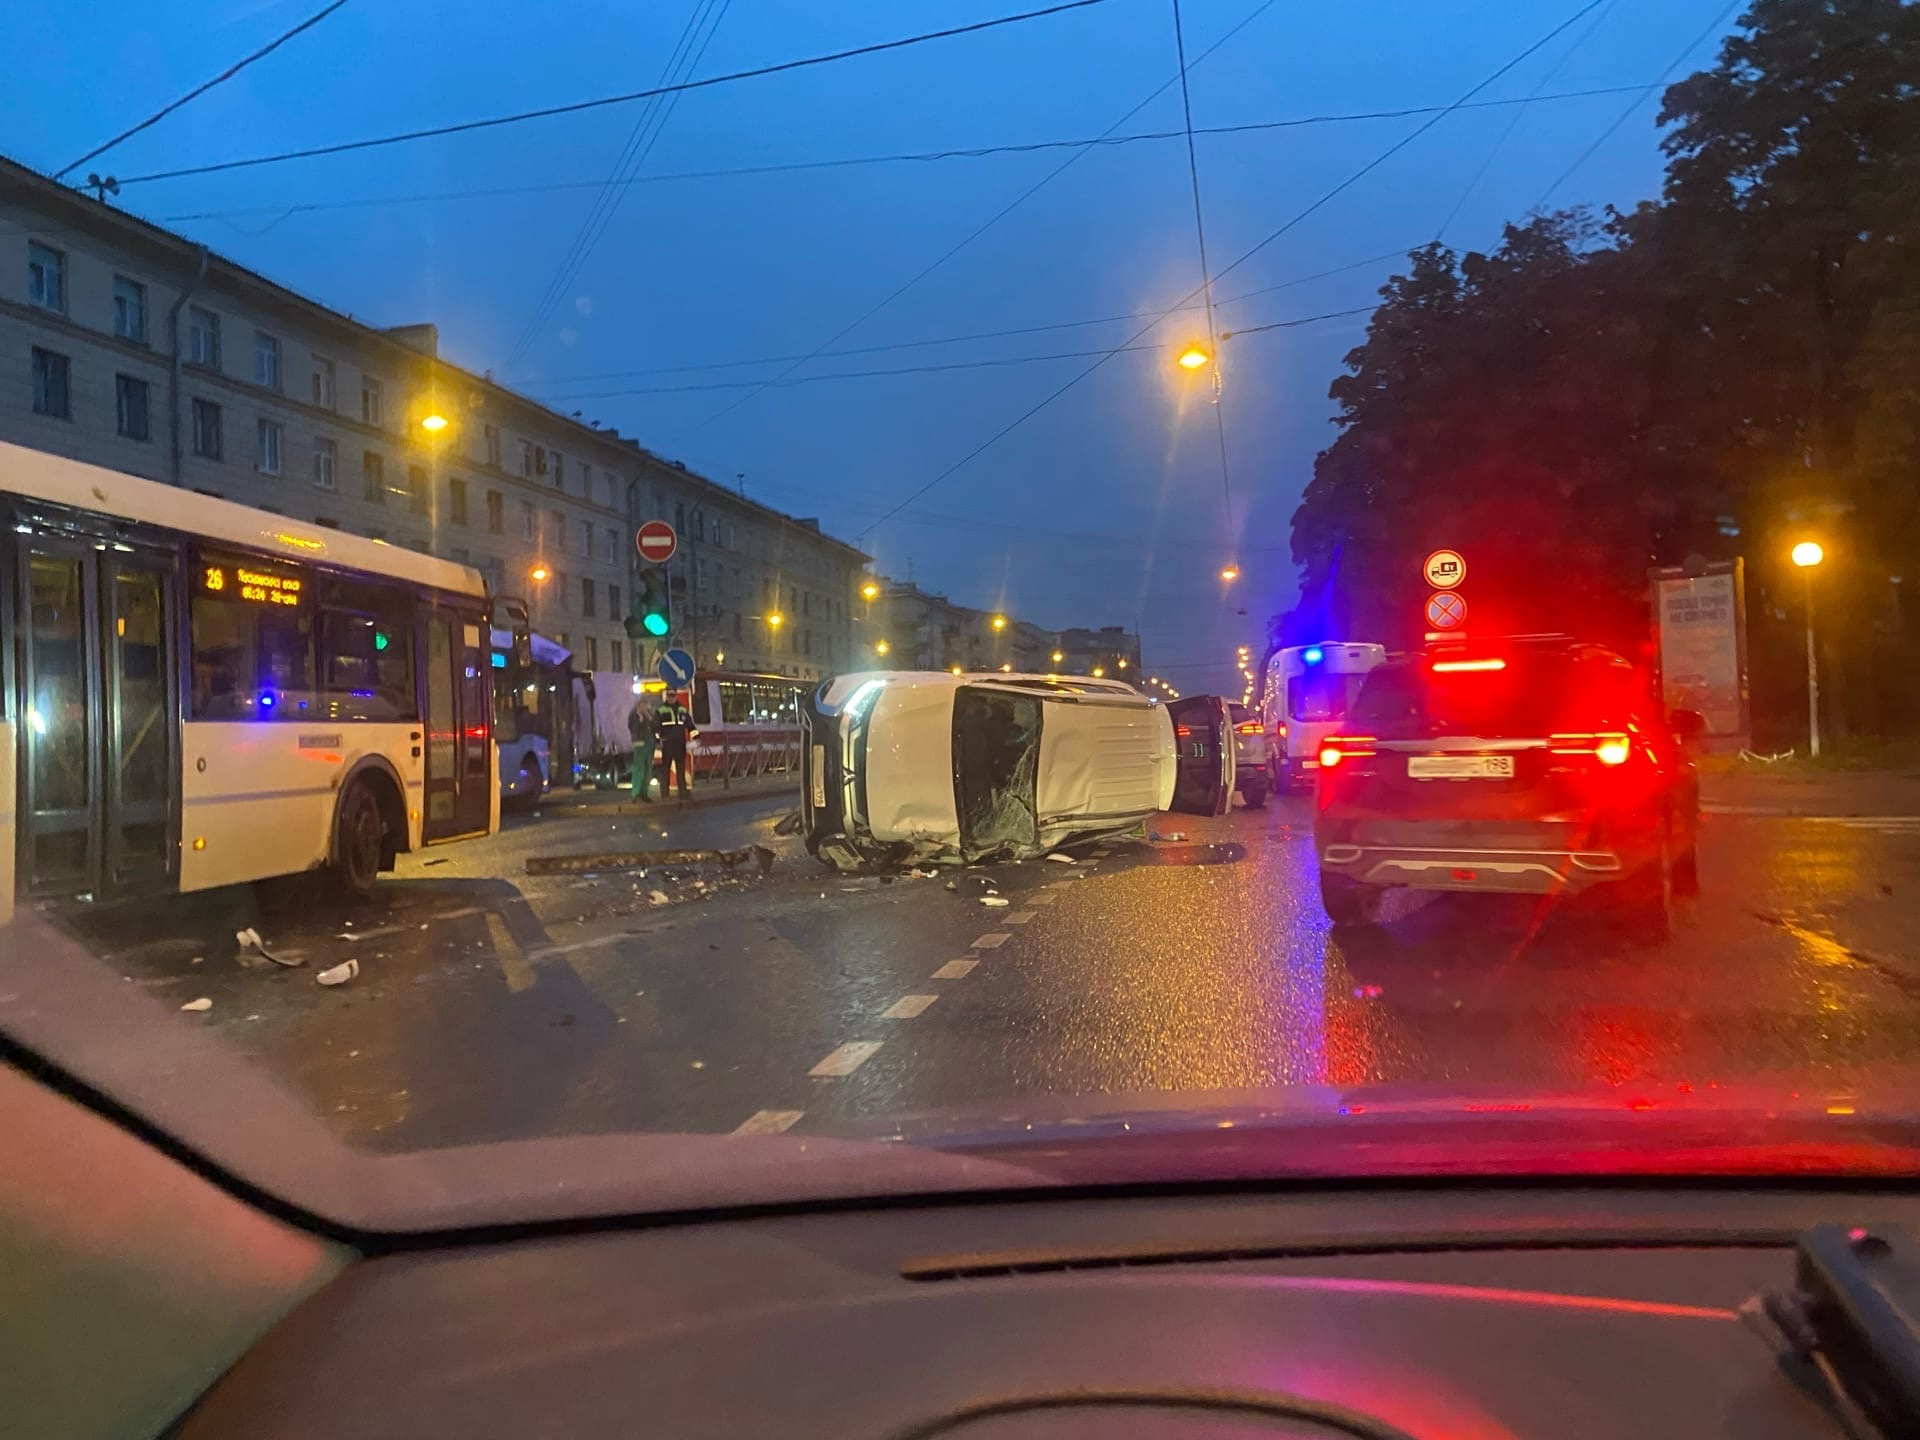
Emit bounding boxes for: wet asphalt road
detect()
[67,782,1920,1150]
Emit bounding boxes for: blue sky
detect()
[4,0,1742,692]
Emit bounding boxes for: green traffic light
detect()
[643,613,670,637]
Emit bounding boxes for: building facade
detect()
[0,156,864,683]
[853,579,1143,679]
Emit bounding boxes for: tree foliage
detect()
[1287,0,1920,737]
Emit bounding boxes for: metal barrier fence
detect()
[695,729,803,788]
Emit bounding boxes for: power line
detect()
[678,0,1284,437]
[530,306,1372,401]
[851,0,1612,543]
[513,252,1410,390]
[1167,0,1236,548]
[1532,0,1739,208]
[55,0,351,181]
[503,0,732,373]
[148,87,1654,224]
[110,0,1117,187]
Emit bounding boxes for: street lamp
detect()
[1091,666,1105,678]
[876,639,890,656]
[1116,658,1127,669]
[951,665,963,675]
[1793,540,1826,758]
[766,612,785,629]
[528,563,550,583]
[1051,649,1064,663]
[1219,564,1240,583]
[990,614,1007,632]
[1176,344,1211,371]
[419,412,449,433]
[861,581,880,601]
[1000,662,1012,672]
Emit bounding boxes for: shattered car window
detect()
[954,688,1040,860]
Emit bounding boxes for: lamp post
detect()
[1792,541,1825,758]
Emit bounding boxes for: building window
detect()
[312,357,336,410]
[557,572,571,612]
[580,460,592,497]
[360,376,383,426]
[693,511,706,543]
[519,439,533,476]
[257,418,283,475]
[363,451,385,504]
[487,489,503,533]
[313,437,336,490]
[675,501,686,533]
[115,374,150,440]
[448,476,469,526]
[579,519,593,555]
[552,451,564,489]
[611,639,623,672]
[520,501,535,541]
[31,348,71,419]
[602,526,616,563]
[113,275,148,343]
[584,636,598,669]
[552,509,567,552]
[483,424,501,466]
[253,332,281,391]
[609,583,621,620]
[581,576,596,617]
[191,398,223,458]
[28,241,65,312]
[408,464,428,514]
[187,307,220,369]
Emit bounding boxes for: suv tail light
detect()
[1317,736,1377,768]
[1236,721,1262,735]
[1550,732,1634,765]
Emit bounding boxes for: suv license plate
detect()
[810,746,827,807]
[1407,754,1514,780]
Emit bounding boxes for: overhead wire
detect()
[677,0,1284,436]
[503,0,732,374]
[55,0,351,181]
[108,0,1118,187]
[148,85,1654,224]
[850,0,1614,543]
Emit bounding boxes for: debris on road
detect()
[236,927,302,967]
[772,809,805,836]
[648,890,672,906]
[981,895,1011,907]
[316,959,360,987]
[180,997,212,1013]
[1046,852,1077,864]
[1149,831,1188,843]
[525,844,775,877]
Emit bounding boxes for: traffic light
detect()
[627,568,671,640]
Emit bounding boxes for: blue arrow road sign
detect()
[657,647,695,688]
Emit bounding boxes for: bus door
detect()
[15,537,178,899]
[421,604,492,841]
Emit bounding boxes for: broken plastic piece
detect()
[981,895,1011,907]
[1046,852,1076,864]
[316,959,359,987]
[180,997,212,1012]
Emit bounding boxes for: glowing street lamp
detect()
[1116,658,1128,669]
[528,563,550,583]
[861,581,880,601]
[1176,344,1211,371]
[1793,540,1826,757]
[766,612,785,629]
[990,614,1007,631]
[1051,650,1064,663]
[951,665,963,675]
[1091,666,1105,678]
[876,639,890,656]
[419,412,449,433]
[1000,662,1012,672]
[1219,564,1240,583]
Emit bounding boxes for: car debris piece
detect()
[1046,852,1077,864]
[235,926,302,967]
[316,959,359,987]
[180,997,213,1013]
[649,890,672,906]
[525,845,775,877]
[981,895,1010,907]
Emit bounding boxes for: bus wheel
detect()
[330,781,387,901]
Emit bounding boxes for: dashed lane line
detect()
[1027,891,1060,905]
[882,994,939,1019]
[971,933,1011,949]
[932,959,978,979]
[1004,911,1036,925]
[809,1041,884,1077]
[733,1109,805,1135]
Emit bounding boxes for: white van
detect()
[1262,642,1388,790]
[800,672,1236,871]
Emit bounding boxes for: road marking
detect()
[1004,911,1036,925]
[1027,892,1059,906]
[809,1041,883,1077]
[932,959,978,979]
[482,913,537,994]
[971,932,1011,949]
[882,994,939,1019]
[733,1109,805,1135]
[1821,816,1920,832]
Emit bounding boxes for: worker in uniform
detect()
[627,699,657,802]
[656,691,696,800]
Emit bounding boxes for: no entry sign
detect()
[636,519,677,564]
[1425,590,1467,630]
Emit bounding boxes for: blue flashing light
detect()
[1303,646,1325,665]
[491,651,508,669]
[259,691,276,709]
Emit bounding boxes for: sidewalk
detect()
[1700,766,1920,817]
[528,770,798,818]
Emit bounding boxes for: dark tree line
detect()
[1284,0,1920,742]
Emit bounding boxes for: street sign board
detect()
[637,520,677,564]
[1423,549,1466,588]
[657,647,695,688]
[1425,591,1467,630]
[1649,558,1749,749]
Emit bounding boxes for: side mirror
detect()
[1668,708,1706,741]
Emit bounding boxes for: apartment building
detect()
[0,155,864,682]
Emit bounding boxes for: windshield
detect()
[6,1,1917,1220]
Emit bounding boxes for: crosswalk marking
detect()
[932,959,978,979]
[1004,911,1036,924]
[972,932,1011,949]
[809,1041,883,1077]
[733,1109,804,1135]
[882,994,939,1019]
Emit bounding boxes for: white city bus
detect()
[1,441,502,925]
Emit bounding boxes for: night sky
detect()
[4,0,1741,694]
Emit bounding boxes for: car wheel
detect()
[1320,869,1381,927]
[329,781,386,902]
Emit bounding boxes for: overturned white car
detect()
[800,671,1236,872]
